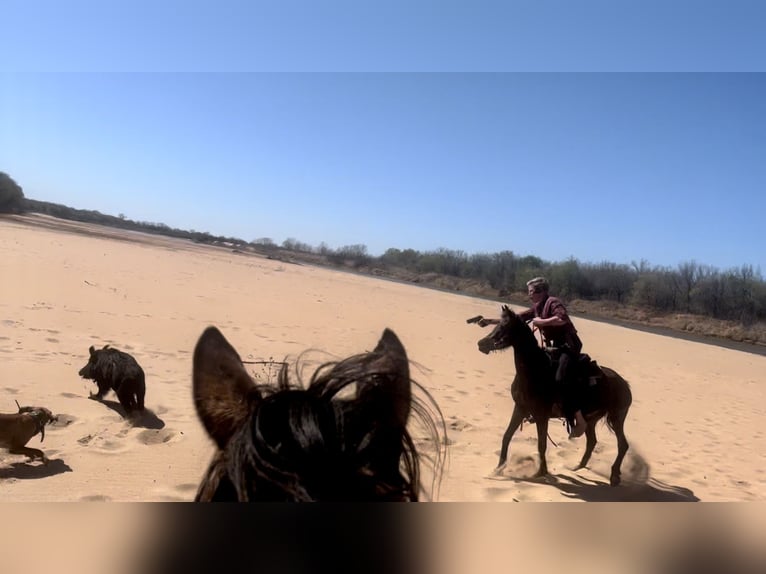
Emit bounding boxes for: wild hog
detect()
[78,344,146,416]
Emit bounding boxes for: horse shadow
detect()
[0,458,73,480]
[91,397,165,429]
[546,473,700,502]
[484,471,699,502]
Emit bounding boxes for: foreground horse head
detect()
[193,326,444,501]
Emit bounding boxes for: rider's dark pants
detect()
[553,345,582,423]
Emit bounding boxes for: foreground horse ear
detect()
[193,327,259,449]
[358,328,411,428]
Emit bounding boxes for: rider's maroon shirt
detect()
[518,295,581,350]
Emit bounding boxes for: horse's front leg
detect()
[574,421,597,471]
[495,404,525,473]
[533,417,550,478]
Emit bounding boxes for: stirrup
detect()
[569,424,586,439]
[568,415,587,438]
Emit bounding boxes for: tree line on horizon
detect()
[2,170,764,326]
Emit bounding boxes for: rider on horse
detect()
[479,276,588,438]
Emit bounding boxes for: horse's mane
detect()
[496,307,553,375]
[201,349,446,502]
[505,310,538,345]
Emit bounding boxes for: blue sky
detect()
[2,3,765,272]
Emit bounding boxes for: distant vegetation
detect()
[0,172,26,213]
[3,170,764,346]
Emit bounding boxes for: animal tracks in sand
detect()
[51,413,76,428]
[76,432,131,454]
[80,494,112,502]
[75,423,181,454]
[151,482,198,501]
[136,428,180,446]
[447,416,474,432]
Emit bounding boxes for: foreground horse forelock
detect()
[478,305,632,487]
[193,326,444,502]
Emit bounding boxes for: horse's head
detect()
[477,305,527,354]
[192,326,444,502]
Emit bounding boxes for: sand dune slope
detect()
[1,216,764,501]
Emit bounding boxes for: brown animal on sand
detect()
[0,400,59,464]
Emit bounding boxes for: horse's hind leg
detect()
[575,422,597,470]
[496,404,525,471]
[609,409,630,487]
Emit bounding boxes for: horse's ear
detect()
[357,328,411,429]
[89,345,95,356]
[193,327,260,449]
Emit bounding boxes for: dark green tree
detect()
[0,172,26,213]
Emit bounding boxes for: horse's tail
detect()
[601,366,632,434]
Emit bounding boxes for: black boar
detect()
[78,344,146,416]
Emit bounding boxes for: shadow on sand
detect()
[0,458,73,480]
[547,473,700,502]
[485,472,699,502]
[91,397,166,429]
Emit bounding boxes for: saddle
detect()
[545,349,601,384]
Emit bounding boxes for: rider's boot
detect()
[569,410,587,439]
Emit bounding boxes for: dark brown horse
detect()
[192,326,446,501]
[476,305,632,486]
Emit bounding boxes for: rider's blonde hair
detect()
[526,277,549,292]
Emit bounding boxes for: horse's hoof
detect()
[493,463,507,476]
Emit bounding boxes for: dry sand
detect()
[1,214,764,502]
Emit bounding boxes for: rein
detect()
[526,318,547,350]
[521,319,560,448]
[520,416,560,448]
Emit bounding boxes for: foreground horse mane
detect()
[194,326,446,502]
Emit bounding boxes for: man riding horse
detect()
[477,276,588,438]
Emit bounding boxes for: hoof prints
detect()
[80,495,112,502]
[77,427,179,449]
[137,429,178,445]
[51,414,76,427]
[448,417,473,431]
